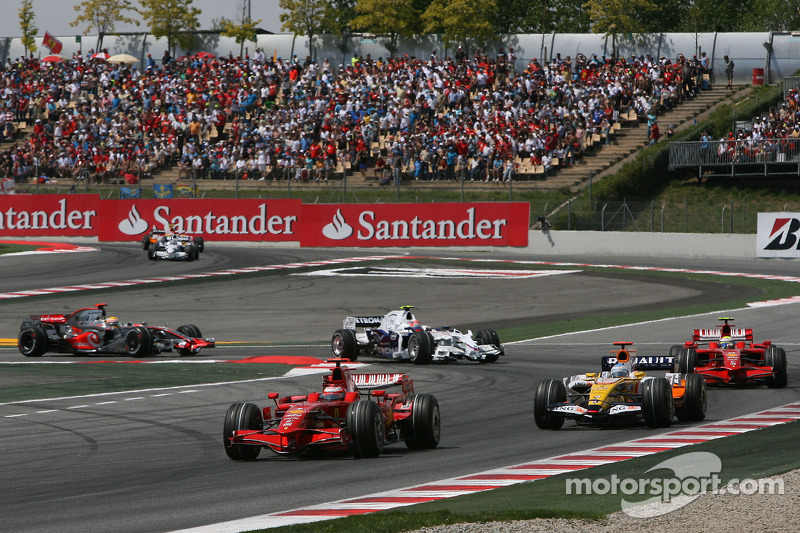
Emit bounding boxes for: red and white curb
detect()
[0,254,405,300]
[173,402,800,532]
[0,240,97,256]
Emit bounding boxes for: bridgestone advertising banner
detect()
[756,212,800,258]
[300,203,530,247]
[0,195,98,236]
[0,195,529,247]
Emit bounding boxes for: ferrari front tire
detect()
[331,329,358,360]
[676,373,707,421]
[404,394,441,449]
[125,327,153,357]
[765,346,788,388]
[642,377,674,428]
[223,402,262,461]
[408,330,434,365]
[677,348,698,373]
[346,400,385,458]
[18,326,48,357]
[533,379,566,429]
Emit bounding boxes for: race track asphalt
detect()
[0,243,797,533]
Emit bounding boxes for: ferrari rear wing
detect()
[692,328,752,342]
[343,316,384,329]
[602,356,675,372]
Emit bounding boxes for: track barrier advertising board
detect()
[0,195,529,247]
[756,212,800,257]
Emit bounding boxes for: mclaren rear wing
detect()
[602,355,675,372]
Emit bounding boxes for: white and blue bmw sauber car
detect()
[331,306,504,364]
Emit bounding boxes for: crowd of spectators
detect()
[699,86,800,164]
[0,45,716,185]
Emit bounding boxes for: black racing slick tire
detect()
[677,347,698,373]
[331,329,358,361]
[642,377,674,428]
[142,234,151,250]
[668,344,682,358]
[147,247,156,260]
[177,324,202,338]
[346,400,385,459]
[223,402,263,461]
[408,330,434,365]
[185,244,195,261]
[18,326,48,357]
[475,329,501,363]
[404,394,441,450]
[765,346,788,388]
[676,373,707,421]
[125,327,153,357]
[194,236,205,252]
[533,379,566,430]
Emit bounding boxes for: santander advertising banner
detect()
[99,199,303,242]
[0,194,98,236]
[300,203,529,247]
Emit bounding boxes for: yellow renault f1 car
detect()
[534,342,707,429]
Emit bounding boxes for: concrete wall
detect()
[526,230,756,258]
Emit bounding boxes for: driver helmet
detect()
[321,385,345,402]
[106,317,120,327]
[720,335,734,349]
[610,364,628,378]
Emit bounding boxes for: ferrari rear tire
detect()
[676,373,707,421]
[18,326,48,357]
[533,379,566,430]
[642,377,674,428]
[223,402,263,461]
[668,344,682,358]
[142,234,151,250]
[195,236,205,252]
[404,394,441,449]
[765,346,788,388]
[346,400,385,459]
[125,327,153,357]
[178,324,202,338]
[185,244,195,261]
[331,329,358,361]
[408,330,434,365]
[677,348,698,373]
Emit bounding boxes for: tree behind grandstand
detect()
[71,0,140,52]
[18,0,37,57]
[279,0,335,61]
[350,0,416,58]
[216,0,262,57]
[139,0,201,57]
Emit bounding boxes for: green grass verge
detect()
[0,363,289,402]
[0,243,41,255]
[256,420,800,532]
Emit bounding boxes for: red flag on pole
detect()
[42,32,63,55]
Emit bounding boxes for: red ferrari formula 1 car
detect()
[18,303,215,357]
[670,317,787,388]
[223,359,441,460]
